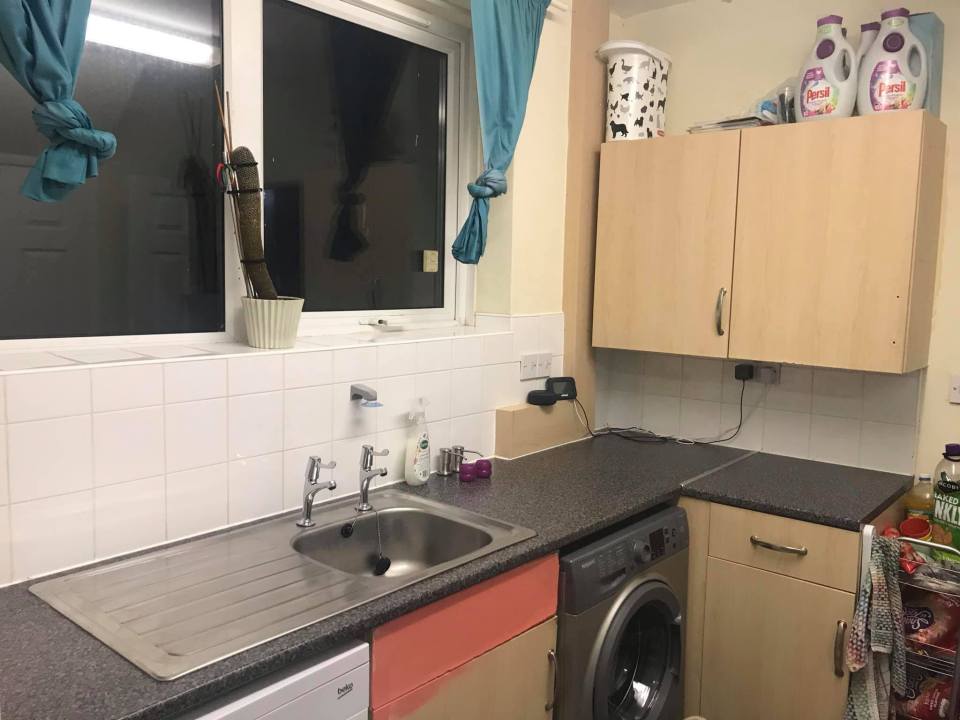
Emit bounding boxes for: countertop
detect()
[0,436,910,720]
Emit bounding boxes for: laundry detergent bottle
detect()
[798,15,857,121]
[857,21,881,69]
[858,7,927,114]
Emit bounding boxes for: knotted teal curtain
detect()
[452,0,550,265]
[0,0,116,202]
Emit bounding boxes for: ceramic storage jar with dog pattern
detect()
[597,40,671,141]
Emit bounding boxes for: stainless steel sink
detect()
[30,490,534,680]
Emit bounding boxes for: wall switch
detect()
[520,353,540,380]
[951,375,960,404]
[537,353,553,378]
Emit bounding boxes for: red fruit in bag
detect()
[903,589,960,650]
[897,676,952,720]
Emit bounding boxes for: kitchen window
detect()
[261,0,464,326]
[0,0,224,341]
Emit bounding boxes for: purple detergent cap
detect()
[818,14,844,26]
[883,32,905,52]
[861,21,881,31]
[881,7,910,20]
[946,443,960,458]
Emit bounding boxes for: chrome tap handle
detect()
[305,456,337,486]
[360,445,389,470]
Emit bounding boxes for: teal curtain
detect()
[0,0,116,202]
[452,0,550,265]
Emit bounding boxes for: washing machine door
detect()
[593,580,682,720]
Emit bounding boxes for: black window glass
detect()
[0,0,224,340]
[263,0,447,312]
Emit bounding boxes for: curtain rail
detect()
[429,0,570,15]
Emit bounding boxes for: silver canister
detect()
[438,445,466,476]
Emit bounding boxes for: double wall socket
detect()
[735,362,781,384]
[520,353,553,380]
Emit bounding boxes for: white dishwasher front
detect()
[185,642,369,720]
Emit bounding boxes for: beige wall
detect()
[612,0,958,473]
[475,13,572,315]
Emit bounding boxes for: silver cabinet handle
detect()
[750,535,808,556]
[546,649,558,712]
[834,620,847,678]
[715,287,727,336]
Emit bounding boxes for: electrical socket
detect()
[537,353,553,378]
[732,362,781,384]
[520,353,539,381]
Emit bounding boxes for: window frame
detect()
[0,0,477,351]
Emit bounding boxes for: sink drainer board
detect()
[30,491,535,680]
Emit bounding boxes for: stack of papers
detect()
[687,114,773,134]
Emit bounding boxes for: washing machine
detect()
[557,506,688,720]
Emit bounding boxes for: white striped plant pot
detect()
[241,296,304,349]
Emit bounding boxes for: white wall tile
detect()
[416,372,452,422]
[11,491,93,579]
[475,314,511,332]
[164,359,227,403]
[863,372,920,426]
[450,367,485,417]
[719,404,764,451]
[6,369,90,422]
[641,395,681,437]
[810,415,861,467]
[229,454,284,523]
[332,435,376,490]
[229,392,283,459]
[166,464,228,540]
[0,429,7,506]
[721,360,765,406]
[377,344,418,377]
[479,410,497,458]
[8,415,92,503]
[282,443,338,510]
[482,363,523,411]
[860,421,916,475]
[165,399,227,473]
[416,341,452,373]
[376,375,417,432]
[552,355,564,376]
[92,364,163,412]
[375,427,408,484]
[333,382,379,440]
[284,386,332,450]
[451,336,484,369]
[812,369,863,419]
[679,399,722,440]
[681,358,723,402]
[0,352,75,372]
[450,413,486,457]
[228,355,283,395]
[480,334,515,365]
[56,348,145,364]
[510,316,540,356]
[93,407,164,486]
[539,314,564,356]
[333,347,378,383]
[765,366,813,413]
[0,377,5,423]
[0,506,9,585]
[94,477,165,558]
[427,420,451,471]
[600,386,642,430]
[762,409,811,459]
[284,351,333,389]
[642,354,682,397]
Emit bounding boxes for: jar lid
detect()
[881,8,911,20]
[817,15,844,27]
[945,443,960,457]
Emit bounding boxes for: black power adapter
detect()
[734,363,755,381]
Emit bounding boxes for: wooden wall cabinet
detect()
[593,131,741,358]
[593,111,947,373]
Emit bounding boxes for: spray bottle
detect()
[404,398,431,486]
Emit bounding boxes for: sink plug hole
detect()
[340,523,354,538]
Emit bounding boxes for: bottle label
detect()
[800,67,839,117]
[869,59,916,111]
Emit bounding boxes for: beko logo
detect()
[337,681,354,699]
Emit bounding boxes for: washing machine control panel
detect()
[560,506,689,614]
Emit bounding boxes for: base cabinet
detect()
[373,617,558,720]
[699,557,854,720]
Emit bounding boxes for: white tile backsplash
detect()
[93,407,164,486]
[92,364,163,412]
[598,351,920,474]
[95,477,165,558]
[0,317,563,585]
[8,415,92,503]
[6,369,90,422]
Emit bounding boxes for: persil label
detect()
[800,67,839,117]
[869,59,916,111]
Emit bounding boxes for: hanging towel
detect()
[844,535,906,720]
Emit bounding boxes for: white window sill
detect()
[0,325,511,375]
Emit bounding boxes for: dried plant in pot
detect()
[217,91,303,349]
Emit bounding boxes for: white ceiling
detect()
[611,0,696,19]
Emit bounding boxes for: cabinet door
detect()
[700,557,854,720]
[373,617,557,720]
[592,132,740,358]
[729,111,943,372]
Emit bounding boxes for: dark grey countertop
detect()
[682,451,913,530]
[0,436,909,720]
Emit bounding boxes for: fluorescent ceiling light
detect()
[86,14,218,67]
